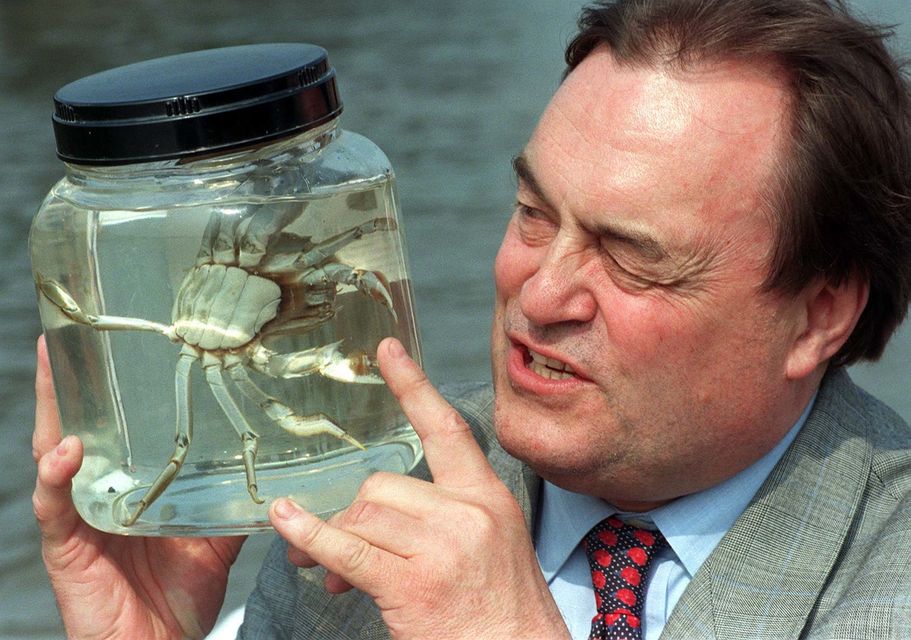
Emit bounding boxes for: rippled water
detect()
[1,1,908,637]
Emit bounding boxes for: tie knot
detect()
[583,516,666,639]
[584,516,664,558]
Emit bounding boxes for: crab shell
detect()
[171,264,282,351]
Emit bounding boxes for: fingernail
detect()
[273,497,300,520]
[56,436,71,456]
[386,338,406,359]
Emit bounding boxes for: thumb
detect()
[32,337,86,549]
[33,434,86,549]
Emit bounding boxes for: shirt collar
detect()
[535,394,816,581]
[651,393,813,576]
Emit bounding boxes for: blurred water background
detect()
[0,1,908,637]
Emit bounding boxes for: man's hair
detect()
[566,0,911,367]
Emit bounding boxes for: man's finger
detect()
[352,471,458,520]
[324,571,355,594]
[332,494,426,557]
[377,337,496,486]
[285,506,355,568]
[270,498,403,599]
[33,335,63,462]
[286,486,425,566]
[287,544,315,568]
[33,435,85,548]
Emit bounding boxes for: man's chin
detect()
[495,406,592,466]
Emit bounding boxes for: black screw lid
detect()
[52,43,342,165]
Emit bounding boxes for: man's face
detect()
[490,48,809,510]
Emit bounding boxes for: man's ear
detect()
[785,274,869,380]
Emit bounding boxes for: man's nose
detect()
[518,239,597,325]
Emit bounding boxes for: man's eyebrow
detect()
[511,153,552,207]
[512,153,669,262]
[593,222,670,263]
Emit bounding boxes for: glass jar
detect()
[30,44,423,536]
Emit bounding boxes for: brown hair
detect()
[566,0,911,366]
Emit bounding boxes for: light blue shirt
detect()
[534,397,815,640]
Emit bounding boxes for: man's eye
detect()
[514,203,556,244]
[515,203,543,219]
[599,245,656,290]
[514,203,556,227]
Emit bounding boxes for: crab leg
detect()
[236,202,309,268]
[201,354,264,504]
[233,162,313,268]
[257,302,337,341]
[122,345,197,526]
[195,209,246,266]
[37,276,176,338]
[259,217,397,273]
[225,357,366,450]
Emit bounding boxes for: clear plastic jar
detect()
[30,44,423,536]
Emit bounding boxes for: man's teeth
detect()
[528,349,576,380]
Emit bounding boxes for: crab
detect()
[36,205,399,526]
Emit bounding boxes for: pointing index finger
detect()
[377,338,495,486]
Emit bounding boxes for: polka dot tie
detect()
[583,516,667,640]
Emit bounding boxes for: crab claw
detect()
[248,340,384,384]
[319,347,384,384]
[364,217,397,234]
[353,269,398,323]
[36,275,93,324]
[35,273,177,338]
[306,263,398,323]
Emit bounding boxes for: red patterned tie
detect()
[583,516,666,639]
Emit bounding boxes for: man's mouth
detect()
[526,348,577,380]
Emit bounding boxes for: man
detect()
[33,0,911,638]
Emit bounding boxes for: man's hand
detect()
[269,337,570,640]
[32,336,246,640]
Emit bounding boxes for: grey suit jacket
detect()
[238,370,911,639]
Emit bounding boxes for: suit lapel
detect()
[662,370,872,639]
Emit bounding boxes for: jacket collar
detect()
[660,368,871,638]
[460,372,870,638]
